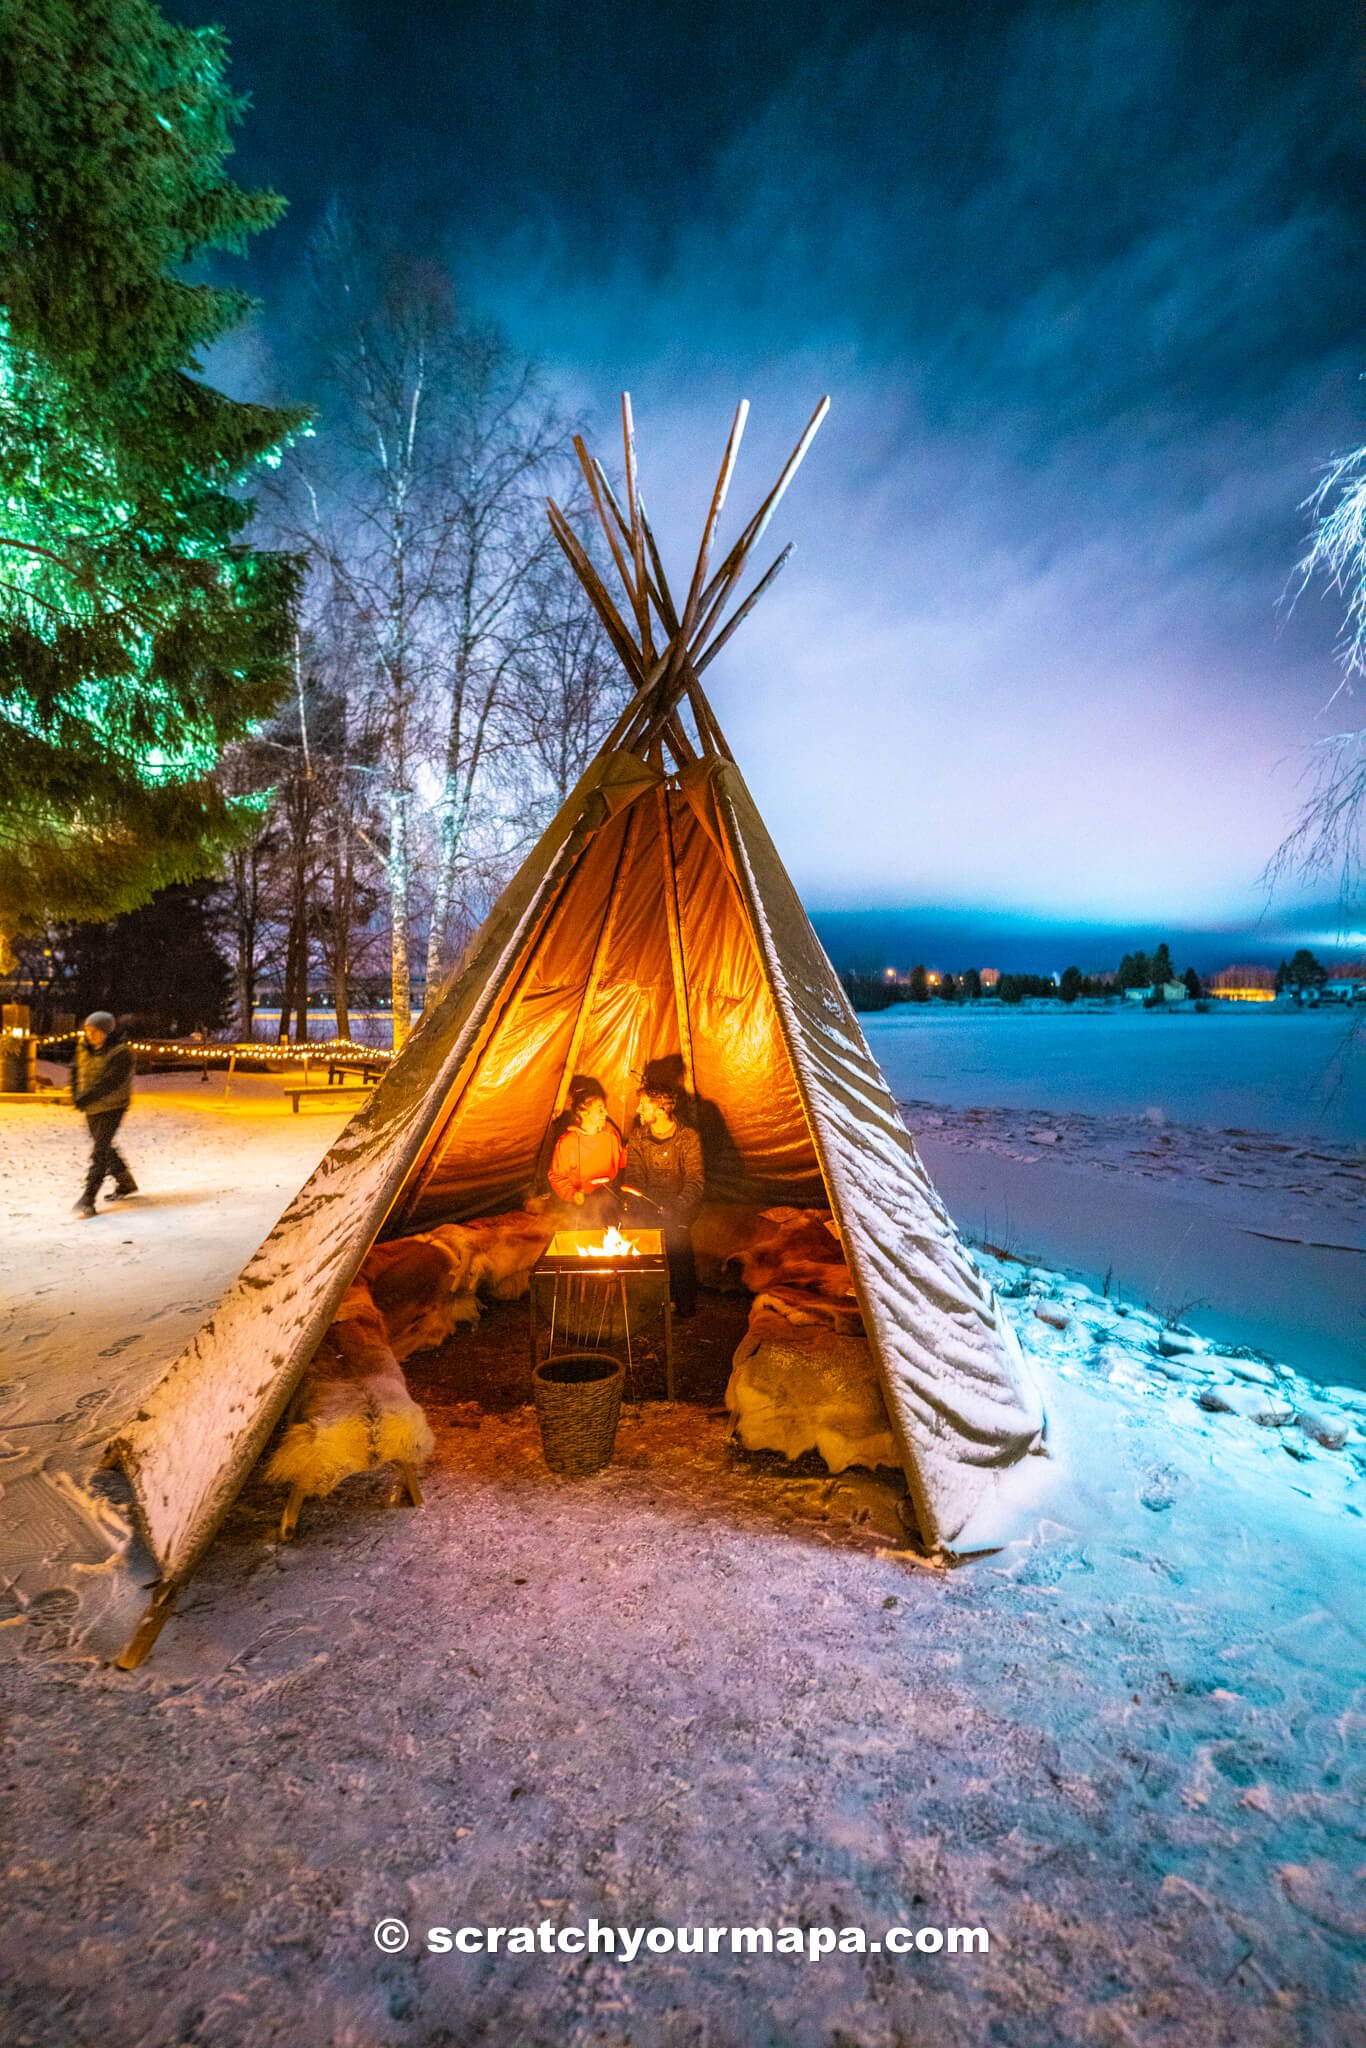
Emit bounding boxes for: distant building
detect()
[979,968,1000,991]
[1210,964,1276,1002]
[1321,963,1366,1003]
[1121,981,1188,1005]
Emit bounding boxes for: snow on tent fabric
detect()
[106,396,1044,1666]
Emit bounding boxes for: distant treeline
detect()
[843,944,1208,1013]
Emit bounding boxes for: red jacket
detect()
[548,1124,626,1202]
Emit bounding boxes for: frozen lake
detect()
[864,1004,1364,1388]
[863,1002,1362,1148]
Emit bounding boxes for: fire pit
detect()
[529,1225,674,1400]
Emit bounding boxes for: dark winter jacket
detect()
[623,1120,704,1227]
[73,1030,134,1115]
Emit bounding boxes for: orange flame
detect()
[575,1224,639,1259]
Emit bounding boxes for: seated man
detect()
[547,1079,626,1212]
[622,1083,703,1318]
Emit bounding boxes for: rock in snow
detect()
[1198,1384,1296,1427]
[1295,1406,1352,1451]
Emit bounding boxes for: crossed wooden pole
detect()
[546,393,830,766]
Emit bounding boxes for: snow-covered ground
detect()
[866,1007,1365,1387]
[0,1074,353,1611]
[2,1072,1363,2046]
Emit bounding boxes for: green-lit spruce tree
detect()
[0,0,302,960]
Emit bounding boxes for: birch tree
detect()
[421,336,576,989]
[1277,445,1366,917]
[273,216,627,1037]
[279,223,463,1047]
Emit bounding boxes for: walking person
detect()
[622,1083,703,1318]
[72,1011,137,1218]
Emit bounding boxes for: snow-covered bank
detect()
[2,1072,1364,2046]
[859,1007,1365,1389]
[917,1117,1364,1389]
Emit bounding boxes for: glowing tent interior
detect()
[108,397,1044,1665]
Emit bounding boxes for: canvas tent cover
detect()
[108,397,1044,1662]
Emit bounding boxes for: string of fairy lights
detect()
[16,1031,394,1064]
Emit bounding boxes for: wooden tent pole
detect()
[613,523,712,762]
[574,455,760,760]
[691,395,829,642]
[695,545,795,676]
[546,502,688,772]
[558,396,829,764]
[656,785,696,1097]
[646,401,749,758]
[621,394,654,660]
[680,399,749,637]
[573,435,638,619]
[551,801,640,1118]
[547,502,646,685]
[637,502,731,760]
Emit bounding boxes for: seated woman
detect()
[547,1079,626,1215]
[622,1083,704,1319]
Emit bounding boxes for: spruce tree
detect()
[1287,948,1327,990]
[0,0,303,948]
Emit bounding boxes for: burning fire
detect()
[576,1224,639,1260]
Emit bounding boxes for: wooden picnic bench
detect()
[283,1077,376,1114]
[324,1057,385,1085]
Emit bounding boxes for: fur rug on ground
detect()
[693,1203,854,1302]
[262,1280,436,1538]
[359,1234,481,1360]
[425,1206,557,1302]
[725,1315,898,1475]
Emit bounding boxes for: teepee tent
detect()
[109,397,1043,1666]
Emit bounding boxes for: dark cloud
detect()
[175,0,1364,940]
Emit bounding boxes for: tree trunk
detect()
[332,836,353,1043]
[235,911,255,1041]
[291,909,310,1044]
[388,785,412,1051]
[278,920,299,1044]
[236,957,254,1041]
[425,779,457,995]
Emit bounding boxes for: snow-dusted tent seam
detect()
[107,396,1043,1667]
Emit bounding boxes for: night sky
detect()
[172,0,1363,967]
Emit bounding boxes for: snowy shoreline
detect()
[913,1098,1365,1389]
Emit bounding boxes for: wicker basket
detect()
[532,1352,625,1477]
